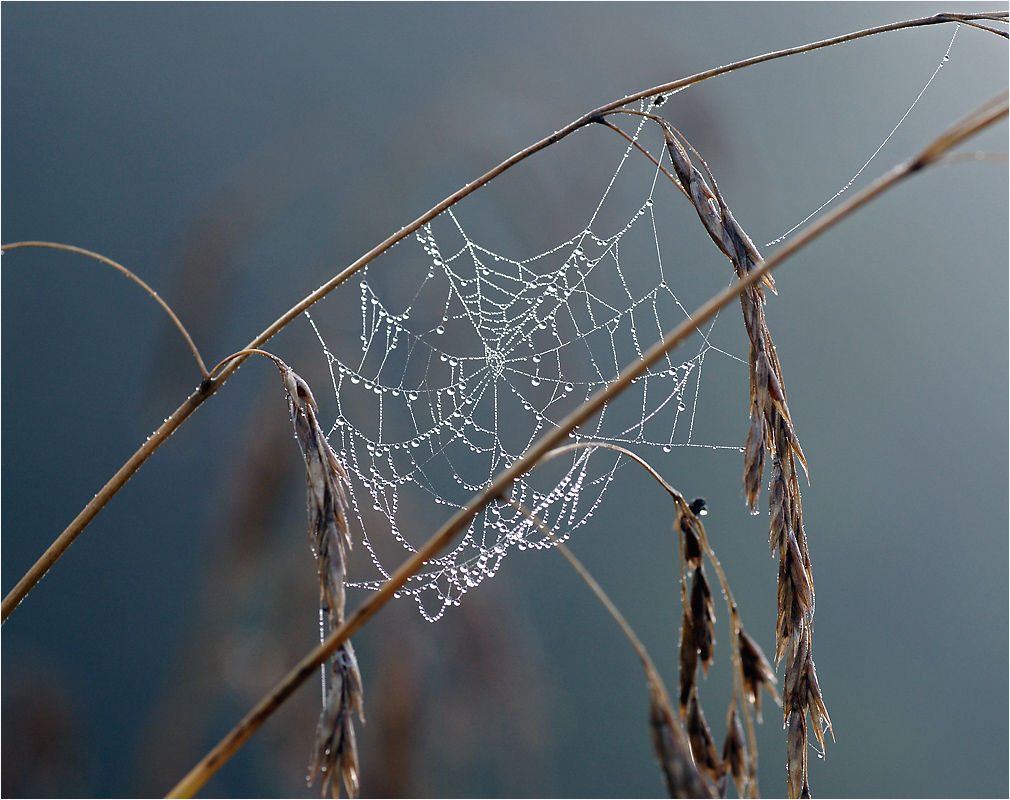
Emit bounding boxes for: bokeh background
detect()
[3,3,1006,797]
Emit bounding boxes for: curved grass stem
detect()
[0,240,209,378]
[3,11,995,624]
[165,88,1006,796]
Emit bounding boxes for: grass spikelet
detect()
[678,610,699,720]
[737,630,779,724]
[277,361,364,798]
[308,642,365,799]
[280,366,354,625]
[648,669,713,799]
[690,567,716,675]
[722,705,748,798]
[685,687,723,791]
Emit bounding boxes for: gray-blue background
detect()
[3,3,1007,797]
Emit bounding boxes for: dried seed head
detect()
[678,507,704,570]
[686,687,723,788]
[690,567,716,674]
[309,642,365,799]
[278,362,365,797]
[722,705,748,799]
[661,127,828,796]
[738,630,779,723]
[783,639,832,754]
[678,610,698,720]
[776,533,812,664]
[804,655,832,752]
[647,671,711,798]
[786,709,806,800]
[281,364,354,627]
[768,460,788,553]
[743,414,766,513]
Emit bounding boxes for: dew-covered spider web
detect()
[297,21,970,623]
[307,109,749,620]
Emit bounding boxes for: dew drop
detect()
[436,325,445,335]
[408,391,419,401]
[350,375,361,384]
[565,383,574,392]
[663,446,672,453]
[531,378,540,386]
[532,354,541,364]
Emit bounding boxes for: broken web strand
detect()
[305,103,748,620]
[767,24,961,246]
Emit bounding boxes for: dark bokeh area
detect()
[3,4,1007,798]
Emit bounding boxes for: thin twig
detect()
[165,90,1007,798]
[0,240,208,378]
[2,10,993,624]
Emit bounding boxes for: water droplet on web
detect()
[531,378,540,386]
[645,199,654,207]
[408,391,418,401]
[350,376,360,384]
[436,325,445,335]
[532,354,541,364]
[678,403,686,412]
[663,445,672,453]
[565,383,574,392]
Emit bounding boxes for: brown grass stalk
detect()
[507,498,710,799]
[165,91,1007,797]
[3,9,1001,623]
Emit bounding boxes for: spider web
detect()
[307,110,746,620]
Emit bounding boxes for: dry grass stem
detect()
[0,240,209,378]
[509,498,710,799]
[2,11,994,625]
[536,444,781,797]
[161,65,1007,800]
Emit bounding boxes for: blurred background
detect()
[2,3,1006,797]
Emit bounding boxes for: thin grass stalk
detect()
[165,92,1007,797]
[0,241,209,377]
[507,498,710,798]
[3,11,998,623]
